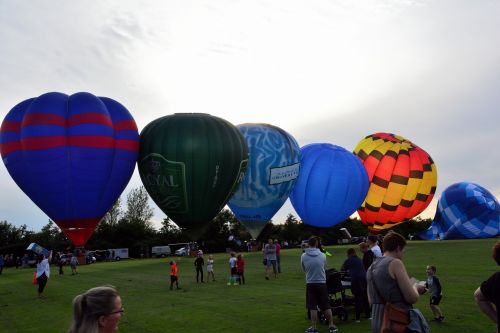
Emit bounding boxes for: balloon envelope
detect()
[0,92,139,246]
[138,113,248,239]
[353,133,437,232]
[290,143,369,228]
[419,182,500,240]
[228,123,300,238]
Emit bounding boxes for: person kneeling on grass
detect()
[301,236,338,333]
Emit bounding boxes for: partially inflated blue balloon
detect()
[290,143,368,228]
[228,124,300,238]
[419,182,500,240]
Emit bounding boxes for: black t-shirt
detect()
[194,257,204,268]
[480,271,500,331]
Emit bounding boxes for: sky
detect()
[1,0,500,232]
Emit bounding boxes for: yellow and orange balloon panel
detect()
[353,133,437,232]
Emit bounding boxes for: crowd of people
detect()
[3,236,498,333]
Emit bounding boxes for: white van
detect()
[152,245,172,257]
[108,248,129,261]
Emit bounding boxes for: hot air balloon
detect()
[419,182,500,240]
[227,123,300,238]
[138,113,248,239]
[353,133,437,232]
[290,143,369,228]
[0,92,139,247]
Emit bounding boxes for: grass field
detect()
[0,239,498,333]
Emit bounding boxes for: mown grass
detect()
[0,238,498,333]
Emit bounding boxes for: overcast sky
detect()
[1,0,499,232]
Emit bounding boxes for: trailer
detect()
[108,248,129,261]
[151,245,172,257]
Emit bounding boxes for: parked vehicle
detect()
[85,251,97,264]
[108,248,129,261]
[338,228,364,244]
[152,246,171,257]
[174,247,189,256]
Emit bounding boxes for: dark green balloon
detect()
[138,113,248,239]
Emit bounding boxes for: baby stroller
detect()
[307,268,350,324]
[325,268,350,321]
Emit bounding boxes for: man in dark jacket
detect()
[341,248,371,321]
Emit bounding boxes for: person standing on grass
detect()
[367,235,382,258]
[35,251,52,298]
[194,252,205,283]
[207,255,215,282]
[169,261,180,290]
[68,285,123,333]
[425,265,444,322]
[228,252,238,285]
[367,232,426,333]
[341,248,371,322]
[474,241,500,333]
[263,238,277,280]
[301,236,338,333]
[359,242,375,270]
[70,254,78,275]
[236,253,245,285]
[275,239,282,273]
[0,254,4,275]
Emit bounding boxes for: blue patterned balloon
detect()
[290,143,369,228]
[228,124,300,238]
[419,182,500,240]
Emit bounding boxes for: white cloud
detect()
[1,0,500,232]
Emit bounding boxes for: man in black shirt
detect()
[194,252,205,283]
[474,241,499,333]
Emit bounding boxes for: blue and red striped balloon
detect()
[0,92,139,246]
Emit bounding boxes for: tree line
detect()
[0,186,432,258]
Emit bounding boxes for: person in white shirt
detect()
[35,251,52,298]
[367,235,382,257]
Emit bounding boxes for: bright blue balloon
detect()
[419,182,500,240]
[0,92,139,246]
[290,143,369,228]
[228,124,300,238]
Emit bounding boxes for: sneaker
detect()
[329,325,338,332]
[355,319,361,323]
[305,327,319,333]
[438,316,445,322]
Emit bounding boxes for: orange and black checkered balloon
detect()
[353,133,437,232]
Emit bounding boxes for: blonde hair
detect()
[68,285,119,333]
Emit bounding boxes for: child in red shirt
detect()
[236,254,245,285]
[170,261,180,290]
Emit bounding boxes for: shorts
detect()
[306,283,331,311]
[430,295,442,305]
[170,275,178,283]
[266,259,276,269]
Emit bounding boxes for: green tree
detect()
[123,186,154,224]
[101,197,122,227]
[281,213,302,243]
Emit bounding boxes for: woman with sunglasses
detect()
[68,285,124,333]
